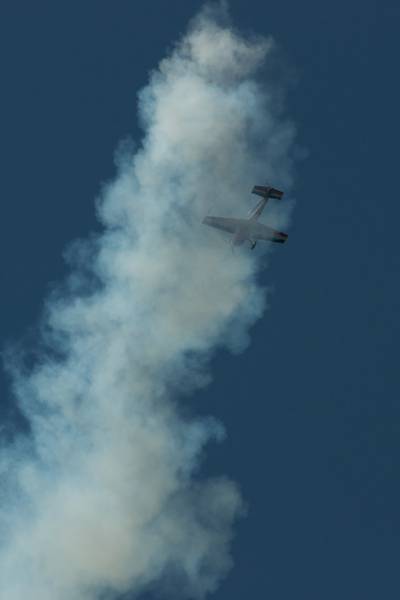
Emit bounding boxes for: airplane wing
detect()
[202,216,244,234]
[250,222,288,243]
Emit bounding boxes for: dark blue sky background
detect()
[1,1,399,599]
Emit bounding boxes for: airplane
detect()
[202,185,288,249]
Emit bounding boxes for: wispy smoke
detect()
[0,5,295,599]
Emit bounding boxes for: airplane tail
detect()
[252,185,284,200]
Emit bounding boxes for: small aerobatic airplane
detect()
[202,185,288,249]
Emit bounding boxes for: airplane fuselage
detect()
[232,221,253,246]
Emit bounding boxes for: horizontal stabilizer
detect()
[252,185,284,200]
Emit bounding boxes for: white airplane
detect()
[202,185,288,249]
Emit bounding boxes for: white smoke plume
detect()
[0,5,295,600]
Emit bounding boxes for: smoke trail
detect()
[0,5,295,600]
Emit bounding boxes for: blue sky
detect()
[0,1,399,599]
